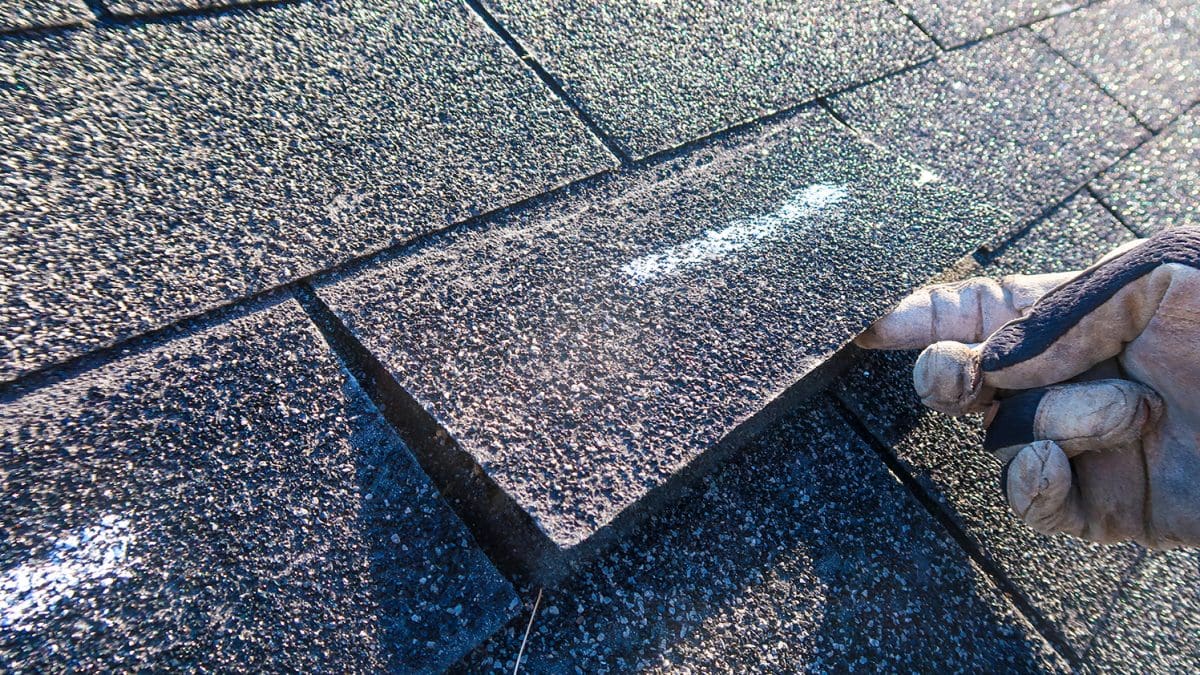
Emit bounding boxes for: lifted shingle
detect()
[316,106,1007,581]
[100,0,265,18]
[462,398,1067,672]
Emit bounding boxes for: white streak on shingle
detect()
[620,183,848,285]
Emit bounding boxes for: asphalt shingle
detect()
[1093,107,1200,235]
[895,0,1085,47]
[1087,550,1200,671]
[481,0,934,158]
[0,0,614,382]
[0,0,89,32]
[1034,0,1200,131]
[1158,0,1200,36]
[460,398,1066,672]
[836,194,1144,660]
[99,0,261,17]
[828,31,1147,236]
[0,299,517,672]
[317,106,1006,577]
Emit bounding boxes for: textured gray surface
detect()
[0,0,88,32]
[482,0,934,158]
[0,0,614,382]
[0,300,516,673]
[896,0,1084,47]
[829,31,1147,233]
[1158,0,1200,35]
[318,106,1007,557]
[459,398,1066,672]
[1087,550,1200,671]
[100,0,261,17]
[836,194,1143,659]
[1093,107,1200,235]
[987,192,1138,275]
[1034,0,1200,131]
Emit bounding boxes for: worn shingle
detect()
[0,300,516,672]
[1034,0,1200,131]
[0,0,614,382]
[1093,107,1200,235]
[317,106,1005,575]
[0,0,89,32]
[482,0,934,158]
[829,31,1147,236]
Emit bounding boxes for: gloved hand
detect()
[855,228,1200,549]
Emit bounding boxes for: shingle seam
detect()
[1085,185,1144,240]
[614,51,933,169]
[0,16,89,38]
[1026,27,1155,134]
[462,0,630,165]
[0,149,620,395]
[829,394,1084,669]
[1076,548,1150,661]
[883,0,946,50]
[0,0,305,39]
[939,1,1104,54]
[1086,98,1200,237]
[975,185,1098,267]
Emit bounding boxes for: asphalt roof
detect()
[2,0,1199,671]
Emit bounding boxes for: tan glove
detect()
[856,228,1200,549]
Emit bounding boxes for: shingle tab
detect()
[829,31,1147,235]
[317,107,1007,574]
[836,194,1142,657]
[0,0,614,382]
[463,399,1067,672]
[482,0,934,158]
[1093,108,1200,235]
[100,0,260,17]
[0,0,89,32]
[0,300,516,672]
[1034,0,1200,131]
[897,0,1085,47]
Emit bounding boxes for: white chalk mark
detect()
[620,184,848,285]
[1,515,134,630]
[913,169,941,187]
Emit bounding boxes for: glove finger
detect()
[1001,441,1087,537]
[911,340,994,416]
[855,272,1077,350]
[984,380,1162,462]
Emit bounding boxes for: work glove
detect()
[855,228,1200,549]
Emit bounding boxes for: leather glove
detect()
[855,228,1200,549]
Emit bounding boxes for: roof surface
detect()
[2,0,1199,671]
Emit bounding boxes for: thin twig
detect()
[512,588,543,675]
